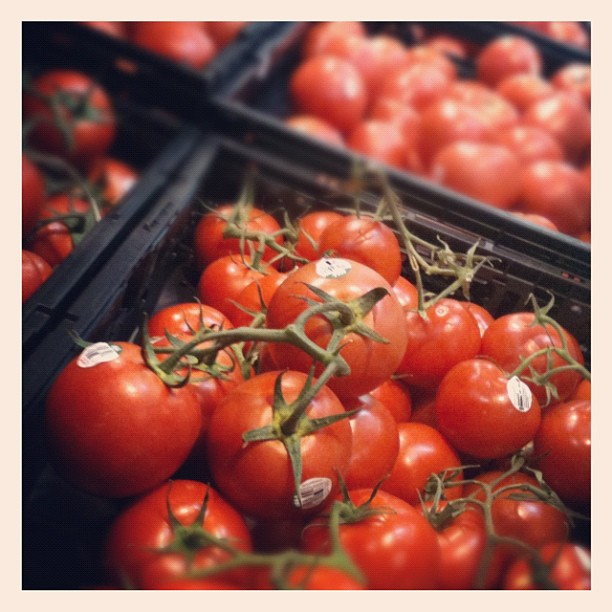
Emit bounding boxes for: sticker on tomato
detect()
[315,258,352,279]
[77,342,122,368]
[293,477,332,509]
[506,376,533,412]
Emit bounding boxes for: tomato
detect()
[143,578,241,590]
[148,302,233,338]
[369,378,412,422]
[265,258,408,400]
[417,98,495,170]
[103,480,252,589]
[476,35,543,87]
[205,21,247,50]
[409,391,438,429]
[517,160,590,236]
[341,394,399,490]
[45,342,202,498]
[403,45,458,80]
[425,34,471,59]
[537,22,590,50]
[532,399,590,510]
[318,214,402,286]
[512,212,559,232]
[552,63,590,108]
[502,542,591,590]
[253,564,365,590]
[205,370,352,520]
[22,249,52,303]
[395,298,482,389]
[22,154,46,236]
[523,92,591,163]
[290,55,368,135]
[23,70,116,169]
[301,22,367,58]
[431,141,522,209]
[194,203,283,270]
[391,274,419,310]
[347,119,407,170]
[285,115,345,147]
[464,471,569,552]
[381,422,463,506]
[461,301,494,337]
[435,359,542,460]
[301,488,441,589]
[495,73,555,112]
[496,125,563,165]
[293,210,345,262]
[87,157,139,207]
[571,378,591,401]
[82,21,127,38]
[131,22,217,69]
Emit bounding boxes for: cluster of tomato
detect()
[83,21,249,70]
[22,69,140,304]
[285,22,591,241]
[41,183,591,589]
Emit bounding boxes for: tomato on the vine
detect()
[87,157,139,207]
[368,378,412,422]
[22,249,52,303]
[293,210,345,262]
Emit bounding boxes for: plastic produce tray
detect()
[23,133,590,589]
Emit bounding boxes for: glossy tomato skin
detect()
[532,399,590,509]
[480,312,585,405]
[253,565,366,590]
[23,70,116,169]
[87,157,139,207]
[496,125,564,165]
[435,359,542,460]
[381,422,463,506]
[318,214,402,286]
[293,210,345,262]
[22,249,52,303]
[512,212,559,232]
[495,73,555,112]
[571,378,591,401]
[369,378,412,422]
[395,298,482,389]
[301,488,441,589]
[552,63,590,108]
[206,370,352,520]
[22,154,46,236]
[461,301,494,337]
[205,21,247,49]
[148,302,233,338]
[285,115,345,147]
[103,480,252,589]
[502,542,591,590]
[45,342,202,498]
[266,258,407,401]
[347,119,407,170]
[301,22,367,58]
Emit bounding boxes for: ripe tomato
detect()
[265,258,408,400]
[285,114,345,147]
[435,359,542,459]
[424,34,471,59]
[82,21,127,38]
[381,422,463,506]
[369,378,412,422]
[476,35,543,87]
[293,210,345,262]
[537,22,590,50]
[103,480,253,589]
[301,21,367,58]
[318,214,402,286]
[87,157,139,207]
[341,394,399,490]
[205,370,352,520]
[452,85,520,133]
[552,63,590,108]
[391,274,419,310]
[301,488,441,589]
[205,21,247,49]
[431,141,522,209]
[148,302,233,338]
[461,301,494,337]
[395,298,482,389]
[131,22,217,69]
[252,564,365,590]
[22,249,52,303]
[403,44,458,80]
[480,311,585,405]
[22,154,46,236]
[517,160,590,236]
[23,70,116,169]
[142,578,241,590]
[532,399,590,509]
[45,342,202,498]
[495,73,555,112]
[572,378,591,401]
[511,212,559,232]
[496,125,563,165]
[193,203,283,270]
[502,543,591,590]
[346,119,407,170]
[290,55,368,135]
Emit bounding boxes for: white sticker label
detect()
[315,258,352,279]
[292,477,332,509]
[506,376,533,413]
[77,342,122,368]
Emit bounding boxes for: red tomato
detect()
[403,44,458,80]
[285,115,345,147]
[265,258,408,400]
[45,342,202,498]
[205,21,247,49]
[496,125,563,165]
[512,212,560,232]
[205,370,352,520]
[87,157,139,206]
[290,55,368,135]
[148,302,233,338]
[552,63,591,108]
[476,35,543,87]
[347,119,407,170]
[518,160,590,235]
[480,311,585,405]
[431,141,522,209]
[395,298,482,389]
[381,422,463,506]
[495,73,555,112]
[253,564,365,590]
[103,480,252,589]
[533,399,590,509]
[572,378,591,400]
[301,22,367,58]
[449,85,520,133]
[342,394,399,490]
[523,92,591,163]
[461,301,494,337]
[369,378,412,422]
[23,70,116,169]
[391,274,419,310]
[436,359,542,459]
[194,203,283,270]
[143,578,241,590]
[22,249,52,303]
[502,543,591,590]
[293,210,345,262]
[82,21,127,38]
[537,22,590,50]
[318,214,402,286]
[22,154,46,236]
[131,22,217,69]
[425,34,471,59]
[301,488,441,589]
